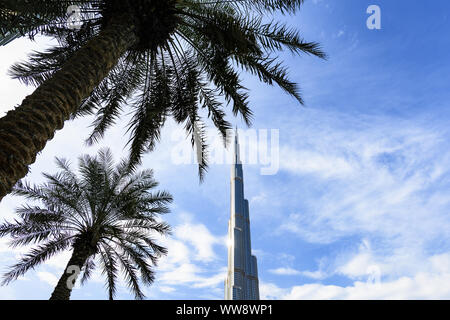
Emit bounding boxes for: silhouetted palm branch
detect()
[0,0,325,200]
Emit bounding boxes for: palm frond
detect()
[5,0,324,180]
[2,148,171,300]
[2,234,73,285]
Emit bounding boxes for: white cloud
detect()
[160,238,191,267]
[259,282,289,300]
[260,109,450,298]
[278,111,450,252]
[250,192,268,206]
[300,270,328,280]
[429,253,450,274]
[153,212,228,296]
[264,271,450,300]
[335,239,383,279]
[37,271,58,287]
[157,262,226,289]
[268,266,327,280]
[174,222,225,262]
[191,269,227,289]
[44,251,72,271]
[269,267,301,276]
[338,252,375,278]
[267,252,329,279]
[280,147,354,179]
[158,263,201,285]
[0,38,40,116]
[0,238,10,254]
[263,251,450,300]
[159,286,176,293]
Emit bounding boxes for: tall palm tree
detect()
[0,148,173,300]
[0,0,326,201]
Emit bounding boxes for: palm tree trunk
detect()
[0,16,138,202]
[49,243,92,300]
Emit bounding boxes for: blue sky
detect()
[1,0,450,299]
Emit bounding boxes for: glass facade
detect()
[225,131,260,300]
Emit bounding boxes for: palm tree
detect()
[0,0,326,201]
[0,148,173,300]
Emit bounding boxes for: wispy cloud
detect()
[262,256,450,299]
[278,109,450,254]
[261,248,450,300]
[257,108,450,294]
[153,212,227,297]
[2,2,450,300]
[269,267,302,276]
[37,272,58,287]
[173,219,226,262]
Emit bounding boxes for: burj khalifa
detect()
[224,130,259,300]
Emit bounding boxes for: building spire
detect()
[225,126,259,300]
[234,127,240,164]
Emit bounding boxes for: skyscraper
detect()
[225,130,260,300]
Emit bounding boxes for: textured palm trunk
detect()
[0,16,138,202]
[49,244,92,300]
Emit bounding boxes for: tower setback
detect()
[225,130,259,300]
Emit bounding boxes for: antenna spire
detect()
[234,127,240,164]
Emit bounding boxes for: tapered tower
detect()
[225,130,259,300]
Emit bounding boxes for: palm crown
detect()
[0,148,173,300]
[0,1,325,203]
